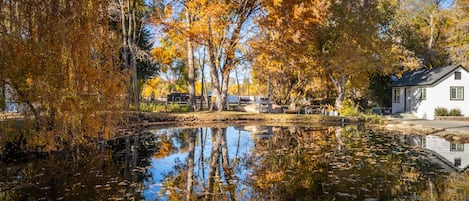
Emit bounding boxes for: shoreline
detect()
[116,111,353,138]
[383,118,469,143]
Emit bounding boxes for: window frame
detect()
[393,88,401,103]
[450,143,464,152]
[455,71,462,80]
[450,86,464,101]
[419,87,426,100]
[455,157,462,166]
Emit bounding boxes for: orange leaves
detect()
[1,0,126,148]
[164,4,173,17]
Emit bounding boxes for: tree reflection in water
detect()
[152,126,469,201]
[3,125,469,200]
[0,135,157,200]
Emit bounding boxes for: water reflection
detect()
[397,134,469,172]
[0,135,157,200]
[2,125,469,200]
[143,127,254,200]
[141,125,468,200]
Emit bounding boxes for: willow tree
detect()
[0,0,126,151]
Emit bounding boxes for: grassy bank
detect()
[125,111,349,124]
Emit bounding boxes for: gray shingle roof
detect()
[392,65,465,87]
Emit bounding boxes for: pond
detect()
[1,125,469,200]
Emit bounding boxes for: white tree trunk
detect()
[329,73,346,109]
[186,8,196,111]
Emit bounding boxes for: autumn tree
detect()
[392,0,451,68]
[315,0,410,108]
[445,0,469,67]
[150,0,198,111]
[152,0,259,111]
[250,0,329,105]
[0,0,126,151]
[110,0,154,110]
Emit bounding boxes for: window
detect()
[393,88,400,103]
[455,71,462,80]
[450,143,464,152]
[450,87,464,100]
[455,158,462,166]
[419,87,426,100]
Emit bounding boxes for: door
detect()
[405,87,412,112]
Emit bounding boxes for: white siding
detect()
[393,67,469,120]
[427,68,469,119]
[424,135,469,170]
[412,86,434,119]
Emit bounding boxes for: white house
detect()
[424,135,469,172]
[392,65,469,120]
[397,134,469,172]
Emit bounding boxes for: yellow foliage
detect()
[0,0,126,151]
[142,77,166,98]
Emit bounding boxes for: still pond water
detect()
[1,125,469,200]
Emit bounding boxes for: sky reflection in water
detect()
[140,125,469,201]
[2,125,469,200]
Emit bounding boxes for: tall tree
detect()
[316,0,400,108]
[250,0,329,105]
[151,0,198,111]
[113,0,153,110]
[0,0,126,150]
[445,0,469,67]
[393,0,450,68]
[196,0,259,111]
[152,0,259,111]
[185,2,196,111]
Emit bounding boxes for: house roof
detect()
[392,65,465,87]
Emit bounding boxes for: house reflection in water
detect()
[397,134,469,172]
[235,126,274,139]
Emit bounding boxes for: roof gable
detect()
[392,65,465,87]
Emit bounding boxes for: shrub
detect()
[139,103,189,113]
[434,107,448,116]
[140,103,165,112]
[449,108,462,116]
[339,99,361,116]
[362,114,385,124]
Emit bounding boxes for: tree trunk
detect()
[206,127,221,198]
[235,70,240,106]
[129,0,139,111]
[220,127,237,200]
[221,70,230,111]
[428,10,435,50]
[200,63,205,111]
[207,19,223,111]
[119,0,130,108]
[329,73,346,109]
[119,0,140,111]
[186,129,196,200]
[186,9,196,112]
